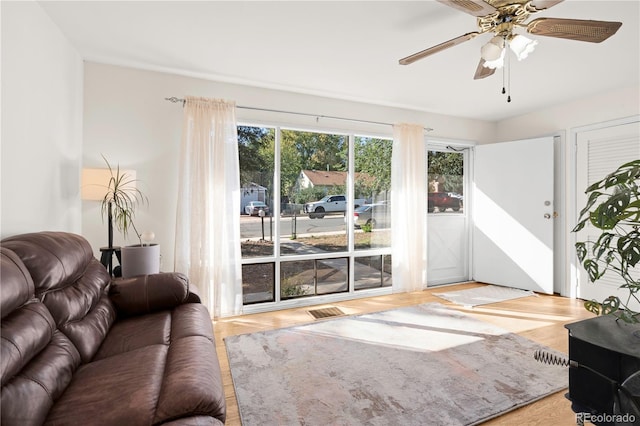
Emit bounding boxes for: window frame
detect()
[239,122,394,313]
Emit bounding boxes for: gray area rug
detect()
[434,284,536,307]
[225,303,567,425]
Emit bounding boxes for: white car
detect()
[303,195,345,218]
[303,195,367,219]
[245,201,269,216]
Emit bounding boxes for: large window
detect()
[239,126,275,258]
[353,136,392,291]
[239,126,275,303]
[239,126,392,307]
[280,129,348,254]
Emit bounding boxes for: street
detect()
[240,214,346,239]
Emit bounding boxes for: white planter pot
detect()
[121,244,160,278]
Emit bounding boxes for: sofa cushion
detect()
[93,310,172,360]
[2,232,116,363]
[94,303,216,361]
[1,232,95,294]
[1,301,56,386]
[0,248,34,319]
[44,345,169,426]
[1,331,81,426]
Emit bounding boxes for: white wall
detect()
[495,85,640,142]
[1,1,83,238]
[82,62,496,269]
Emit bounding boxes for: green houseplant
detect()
[101,156,147,247]
[573,159,640,323]
[100,156,160,278]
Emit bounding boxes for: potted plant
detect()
[100,156,160,278]
[573,159,640,323]
[565,159,640,421]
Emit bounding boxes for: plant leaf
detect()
[600,296,620,315]
[584,300,601,315]
[593,232,614,259]
[572,217,589,233]
[578,190,604,218]
[575,242,587,262]
[582,259,601,282]
[618,235,640,267]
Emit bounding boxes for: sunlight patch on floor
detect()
[296,306,511,353]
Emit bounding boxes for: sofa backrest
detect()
[1,246,82,425]
[1,232,117,363]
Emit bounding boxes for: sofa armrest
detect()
[185,281,202,303]
[109,272,197,317]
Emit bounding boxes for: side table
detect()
[100,246,121,277]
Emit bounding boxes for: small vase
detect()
[121,243,160,278]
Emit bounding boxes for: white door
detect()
[427,146,470,285]
[575,121,640,310]
[473,137,555,294]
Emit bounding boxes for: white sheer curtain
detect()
[391,123,428,293]
[174,96,243,318]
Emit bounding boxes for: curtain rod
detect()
[164,97,433,132]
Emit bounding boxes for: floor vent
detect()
[307,307,345,320]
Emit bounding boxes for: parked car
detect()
[304,195,345,218]
[428,192,462,212]
[245,201,270,216]
[353,203,390,229]
[303,195,367,218]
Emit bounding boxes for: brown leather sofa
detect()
[1,231,226,425]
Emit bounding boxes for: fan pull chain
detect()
[500,36,511,103]
[507,48,512,103]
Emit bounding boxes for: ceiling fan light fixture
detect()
[480,35,505,61]
[509,34,538,60]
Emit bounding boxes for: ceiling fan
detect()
[399,0,622,81]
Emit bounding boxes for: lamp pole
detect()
[102,201,115,276]
[108,201,114,249]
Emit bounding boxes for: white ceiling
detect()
[39,0,639,122]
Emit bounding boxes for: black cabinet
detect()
[565,315,640,425]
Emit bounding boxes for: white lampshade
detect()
[480,42,503,62]
[480,36,505,61]
[509,34,538,61]
[481,35,506,69]
[483,48,505,69]
[81,168,136,200]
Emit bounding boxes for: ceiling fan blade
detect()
[527,18,622,43]
[529,0,564,11]
[399,32,479,65]
[436,0,497,17]
[474,59,496,80]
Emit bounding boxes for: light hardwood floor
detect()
[213,282,594,425]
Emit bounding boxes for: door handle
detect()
[544,213,551,219]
